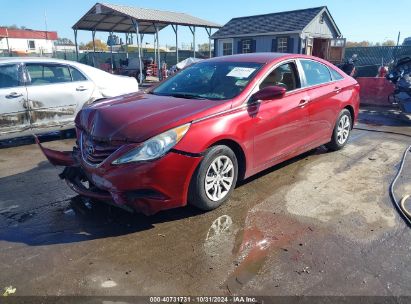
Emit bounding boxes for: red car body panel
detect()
[37,53,360,215]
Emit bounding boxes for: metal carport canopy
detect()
[72,3,221,83]
[73,2,221,34]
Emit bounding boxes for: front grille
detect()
[81,132,120,165]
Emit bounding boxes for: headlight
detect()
[112,123,190,164]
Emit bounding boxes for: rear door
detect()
[25,63,94,129]
[252,60,310,171]
[0,63,30,138]
[298,59,343,144]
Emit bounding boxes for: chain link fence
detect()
[345,46,411,77]
[6,46,410,78]
[0,49,210,70]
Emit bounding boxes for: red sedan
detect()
[37,53,360,215]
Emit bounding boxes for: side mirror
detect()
[251,86,286,102]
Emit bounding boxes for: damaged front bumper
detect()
[35,136,203,215]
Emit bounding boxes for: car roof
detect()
[205,53,324,64]
[0,56,82,66]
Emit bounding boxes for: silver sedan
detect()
[0,57,139,140]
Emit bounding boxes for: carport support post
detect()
[205,27,212,58]
[140,33,144,55]
[74,29,79,62]
[92,30,96,67]
[131,18,143,85]
[172,24,179,64]
[154,24,161,80]
[189,26,196,58]
[124,33,128,59]
[153,33,157,68]
[109,31,114,72]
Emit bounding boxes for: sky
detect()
[1,0,411,48]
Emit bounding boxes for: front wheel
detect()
[326,109,352,151]
[188,145,238,211]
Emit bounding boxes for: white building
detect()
[0,28,58,55]
[54,38,76,52]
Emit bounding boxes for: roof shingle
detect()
[212,6,325,38]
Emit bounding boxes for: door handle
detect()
[334,86,341,93]
[6,92,23,99]
[299,99,309,107]
[76,86,88,91]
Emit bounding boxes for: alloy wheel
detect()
[204,155,234,202]
[337,114,351,145]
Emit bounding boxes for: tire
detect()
[326,109,352,151]
[188,145,238,211]
[136,72,145,83]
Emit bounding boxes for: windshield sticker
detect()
[235,79,248,86]
[227,67,256,78]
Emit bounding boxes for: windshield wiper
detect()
[169,93,207,100]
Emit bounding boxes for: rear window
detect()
[329,67,344,81]
[300,60,332,86]
[70,67,87,81]
[27,64,71,85]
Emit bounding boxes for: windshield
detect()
[151,61,263,100]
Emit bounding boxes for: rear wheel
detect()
[188,145,238,211]
[326,109,352,151]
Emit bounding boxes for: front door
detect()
[252,61,310,171]
[25,63,93,129]
[0,63,30,138]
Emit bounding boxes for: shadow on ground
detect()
[0,129,76,149]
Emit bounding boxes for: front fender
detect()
[175,108,254,175]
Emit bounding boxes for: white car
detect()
[0,57,139,140]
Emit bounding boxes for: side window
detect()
[70,67,87,81]
[300,60,332,86]
[277,37,288,53]
[329,67,344,81]
[260,62,300,92]
[223,42,233,56]
[0,64,21,89]
[28,40,36,50]
[27,64,71,85]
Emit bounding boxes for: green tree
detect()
[382,40,396,46]
[346,41,373,47]
[198,43,210,52]
[1,24,19,29]
[81,39,108,51]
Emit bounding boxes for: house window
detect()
[319,13,325,24]
[223,42,232,56]
[277,37,288,53]
[28,40,36,50]
[242,40,252,54]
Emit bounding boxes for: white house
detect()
[0,28,58,55]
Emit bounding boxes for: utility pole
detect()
[44,9,48,55]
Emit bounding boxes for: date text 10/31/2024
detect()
[149,296,258,303]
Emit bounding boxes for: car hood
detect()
[75,92,229,142]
